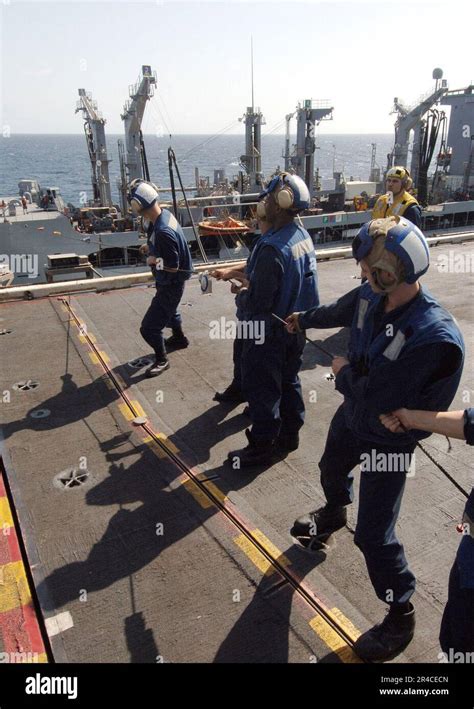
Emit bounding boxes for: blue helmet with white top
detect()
[258,172,310,212]
[352,216,430,284]
[127,179,159,214]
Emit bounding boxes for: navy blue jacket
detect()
[239,221,319,332]
[299,285,464,444]
[147,209,192,285]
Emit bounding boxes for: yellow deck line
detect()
[130,400,146,419]
[234,529,290,576]
[309,611,362,663]
[142,435,167,459]
[0,496,14,529]
[182,480,216,509]
[0,560,32,614]
[118,402,135,421]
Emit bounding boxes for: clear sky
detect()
[0,0,471,135]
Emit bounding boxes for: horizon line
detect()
[3,131,394,137]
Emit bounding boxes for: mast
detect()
[239,42,265,191]
[251,35,254,111]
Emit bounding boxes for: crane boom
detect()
[76,89,112,206]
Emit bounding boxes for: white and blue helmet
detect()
[127,179,159,214]
[258,172,310,212]
[352,216,430,284]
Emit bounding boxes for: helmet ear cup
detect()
[276,188,294,210]
[130,199,143,215]
[256,201,267,218]
[387,166,413,190]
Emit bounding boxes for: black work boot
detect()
[165,329,189,350]
[277,431,300,451]
[353,603,416,662]
[290,505,347,547]
[145,359,170,378]
[227,429,274,468]
[214,380,245,403]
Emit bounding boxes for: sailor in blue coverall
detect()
[227,173,320,467]
[128,180,193,377]
[286,216,465,661]
[211,229,266,405]
[380,406,474,656]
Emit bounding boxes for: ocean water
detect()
[0,133,393,205]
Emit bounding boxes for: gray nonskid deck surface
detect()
[0,298,345,663]
[0,242,472,663]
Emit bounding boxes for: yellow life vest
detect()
[372,191,419,219]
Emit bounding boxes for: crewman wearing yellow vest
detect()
[372,166,422,227]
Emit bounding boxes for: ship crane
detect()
[390,69,448,181]
[290,100,333,199]
[283,112,296,172]
[75,89,112,207]
[119,65,157,191]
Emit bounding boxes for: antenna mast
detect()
[251,36,254,110]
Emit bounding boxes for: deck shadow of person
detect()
[3,369,129,439]
[35,435,265,660]
[212,542,354,663]
[300,327,350,371]
[125,610,160,663]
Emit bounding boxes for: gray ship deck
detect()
[0,243,472,664]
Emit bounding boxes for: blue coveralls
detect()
[238,222,319,442]
[439,408,474,654]
[299,284,464,605]
[140,209,192,360]
[231,234,261,390]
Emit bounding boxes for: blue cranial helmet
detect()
[127,180,159,214]
[258,172,310,212]
[352,217,430,284]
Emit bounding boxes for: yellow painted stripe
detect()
[79,333,96,344]
[87,349,109,365]
[0,560,32,614]
[309,614,362,663]
[328,606,361,643]
[234,529,290,576]
[118,403,135,421]
[0,496,14,529]
[182,479,215,509]
[142,436,167,459]
[202,481,227,505]
[155,433,179,454]
[130,401,146,419]
[251,529,291,570]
